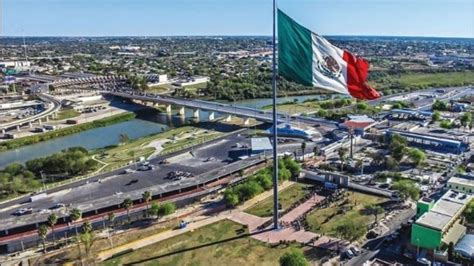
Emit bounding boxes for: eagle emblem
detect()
[317,55,342,78]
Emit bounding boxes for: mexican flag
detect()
[278,9,380,100]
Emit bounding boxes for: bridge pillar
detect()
[28,122,33,128]
[45,116,49,122]
[16,125,20,131]
[208,111,215,121]
[166,104,172,114]
[1,128,5,134]
[243,118,250,125]
[38,119,42,125]
[178,107,185,116]
[193,109,200,118]
[224,115,232,122]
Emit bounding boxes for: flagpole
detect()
[271,0,279,230]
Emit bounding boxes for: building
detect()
[339,115,376,136]
[0,61,31,72]
[411,190,472,250]
[250,137,272,156]
[268,123,310,139]
[173,76,209,87]
[447,175,474,194]
[386,130,469,154]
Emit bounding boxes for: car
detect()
[204,157,216,162]
[416,257,431,265]
[344,249,354,259]
[126,179,139,185]
[114,191,123,195]
[50,203,66,210]
[403,251,414,259]
[14,208,33,216]
[366,231,379,239]
[159,159,170,164]
[122,168,134,174]
[349,246,360,256]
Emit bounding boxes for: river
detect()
[0,94,327,168]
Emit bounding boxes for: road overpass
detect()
[107,91,338,129]
[0,94,61,134]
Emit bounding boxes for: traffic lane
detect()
[0,129,247,211]
[0,135,242,219]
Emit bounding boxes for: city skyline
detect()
[2,0,474,38]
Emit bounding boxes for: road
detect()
[0,127,316,236]
[0,94,61,131]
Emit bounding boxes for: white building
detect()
[0,61,31,71]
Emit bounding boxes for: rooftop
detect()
[449,176,474,187]
[251,137,272,151]
[415,190,471,231]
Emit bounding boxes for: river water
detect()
[0,94,327,168]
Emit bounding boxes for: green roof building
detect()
[411,190,471,250]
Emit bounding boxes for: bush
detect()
[279,249,309,266]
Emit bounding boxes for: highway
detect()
[0,94,61,131]
[0,128,316,236]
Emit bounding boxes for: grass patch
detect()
[305,191,387,238]
[53,108,81,120]
[94,126,202,171]
[102,219,309,266]
[147,84,172,94]
[160,130,223,155]
[245,183,311,217]
[371,70,474,92]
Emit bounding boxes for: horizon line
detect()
[1,34,474,39]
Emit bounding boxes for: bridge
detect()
[0,94,61,134]
[106,91,338,129]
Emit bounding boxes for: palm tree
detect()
[107,212,116,228]
[355,159,364,175]
[38,224,48,253]
[122,198,133,223]
[47,213,58,245]
[313,146,320,156]
[69,208,82,236]
[338,147,348,171]
[301,142,307,160]
[142,191,152,217]
[82,221,92,234]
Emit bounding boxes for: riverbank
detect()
[0,112,136,152]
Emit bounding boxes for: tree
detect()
[389,134,407,162]
[338,147,348,171]
[393,180,420,201]
[158,202,176,216]
[224,190,239,207]
[407,148,426,174]
[300,142,306,160]
[107,212,116,228]
[82,221,93,234]
[432,111,441,122]
[149,202,160,218]
[47,213,58,245]
[79,231,95,263]
[122,198,133,223]
[69,208,82,236]
[335,219,366,241]
[142,190,152,217]
[364,204,384,224]
[38,224,49,253]
[279,249,309,266]
[460,112,472,130]
[69,208,82,223]
[313,146,320,156]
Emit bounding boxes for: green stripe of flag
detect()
[277,9,313,86]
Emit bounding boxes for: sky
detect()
[2,0,474,38]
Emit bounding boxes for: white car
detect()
[417,257,431,265]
